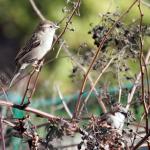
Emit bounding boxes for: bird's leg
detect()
[14,60,44,110]
[35,59,44,72]
[13,69,36,110]
[32,60,38,68]
[27,59,44,103]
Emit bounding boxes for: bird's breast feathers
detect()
[35,30,55,59]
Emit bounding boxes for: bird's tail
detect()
[9,63,28,88]
[9,71,20,88]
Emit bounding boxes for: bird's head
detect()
[38,20,59,33]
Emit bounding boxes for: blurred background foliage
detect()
[0,0,150,115]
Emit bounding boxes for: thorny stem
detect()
[138,0,149,137]
[73,0,139,119]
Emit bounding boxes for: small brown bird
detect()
[10,20,59,87]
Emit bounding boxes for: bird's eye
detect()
[50,25,53,28]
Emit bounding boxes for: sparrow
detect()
[106,103,127,130]
[98,103,127,130]
[9,20,59,87]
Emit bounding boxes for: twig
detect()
[3,119,37,140]
[50,0,81,51]
[0,115,5,150]
[27,62,43,103]
[0,100,79,142]
[138,4,150,149]
[30,0,81,69]
[133,131,150,150]
[73,0,139,119]
[29,0,46,21]
[55,40,65,59]
[0,86,9,102]
[132,106,150,148]
[56,85,73,118]
[0,100,58,120]
[78,57,114,117]
[18,60,43,108]
[21,69,35,105]
[138,0,149,138]
[142,56,150,106]
[117,63,122,103]
[63,42,107,113]
[3,120,15,128]
[0,86,13,115]
[126,50,150,110]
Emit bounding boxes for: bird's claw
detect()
[32,60,43,72]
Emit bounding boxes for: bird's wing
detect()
[15,33,40,63]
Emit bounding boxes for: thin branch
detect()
[43,0,81,66]
[3,120,15,128]
[73,0,139,119]
[55,40,65,59]
[0,87,9,102]
[0,86,13,115]
[29,0,46,21]
[50,0,81,50]
[0,115,5,150]
[0,100,59,120]
[138,0,149,138]
[63,43,107,113]
[3,119,37,140]
[27,62,43,103]
[126,49,150,110]
[55,85,73,118]
[79,57,114,117]
[142,55,150,106]
[21,69,35,105]
[117,63,122,103]
[133,131,150,150]
[131,112,145,147]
